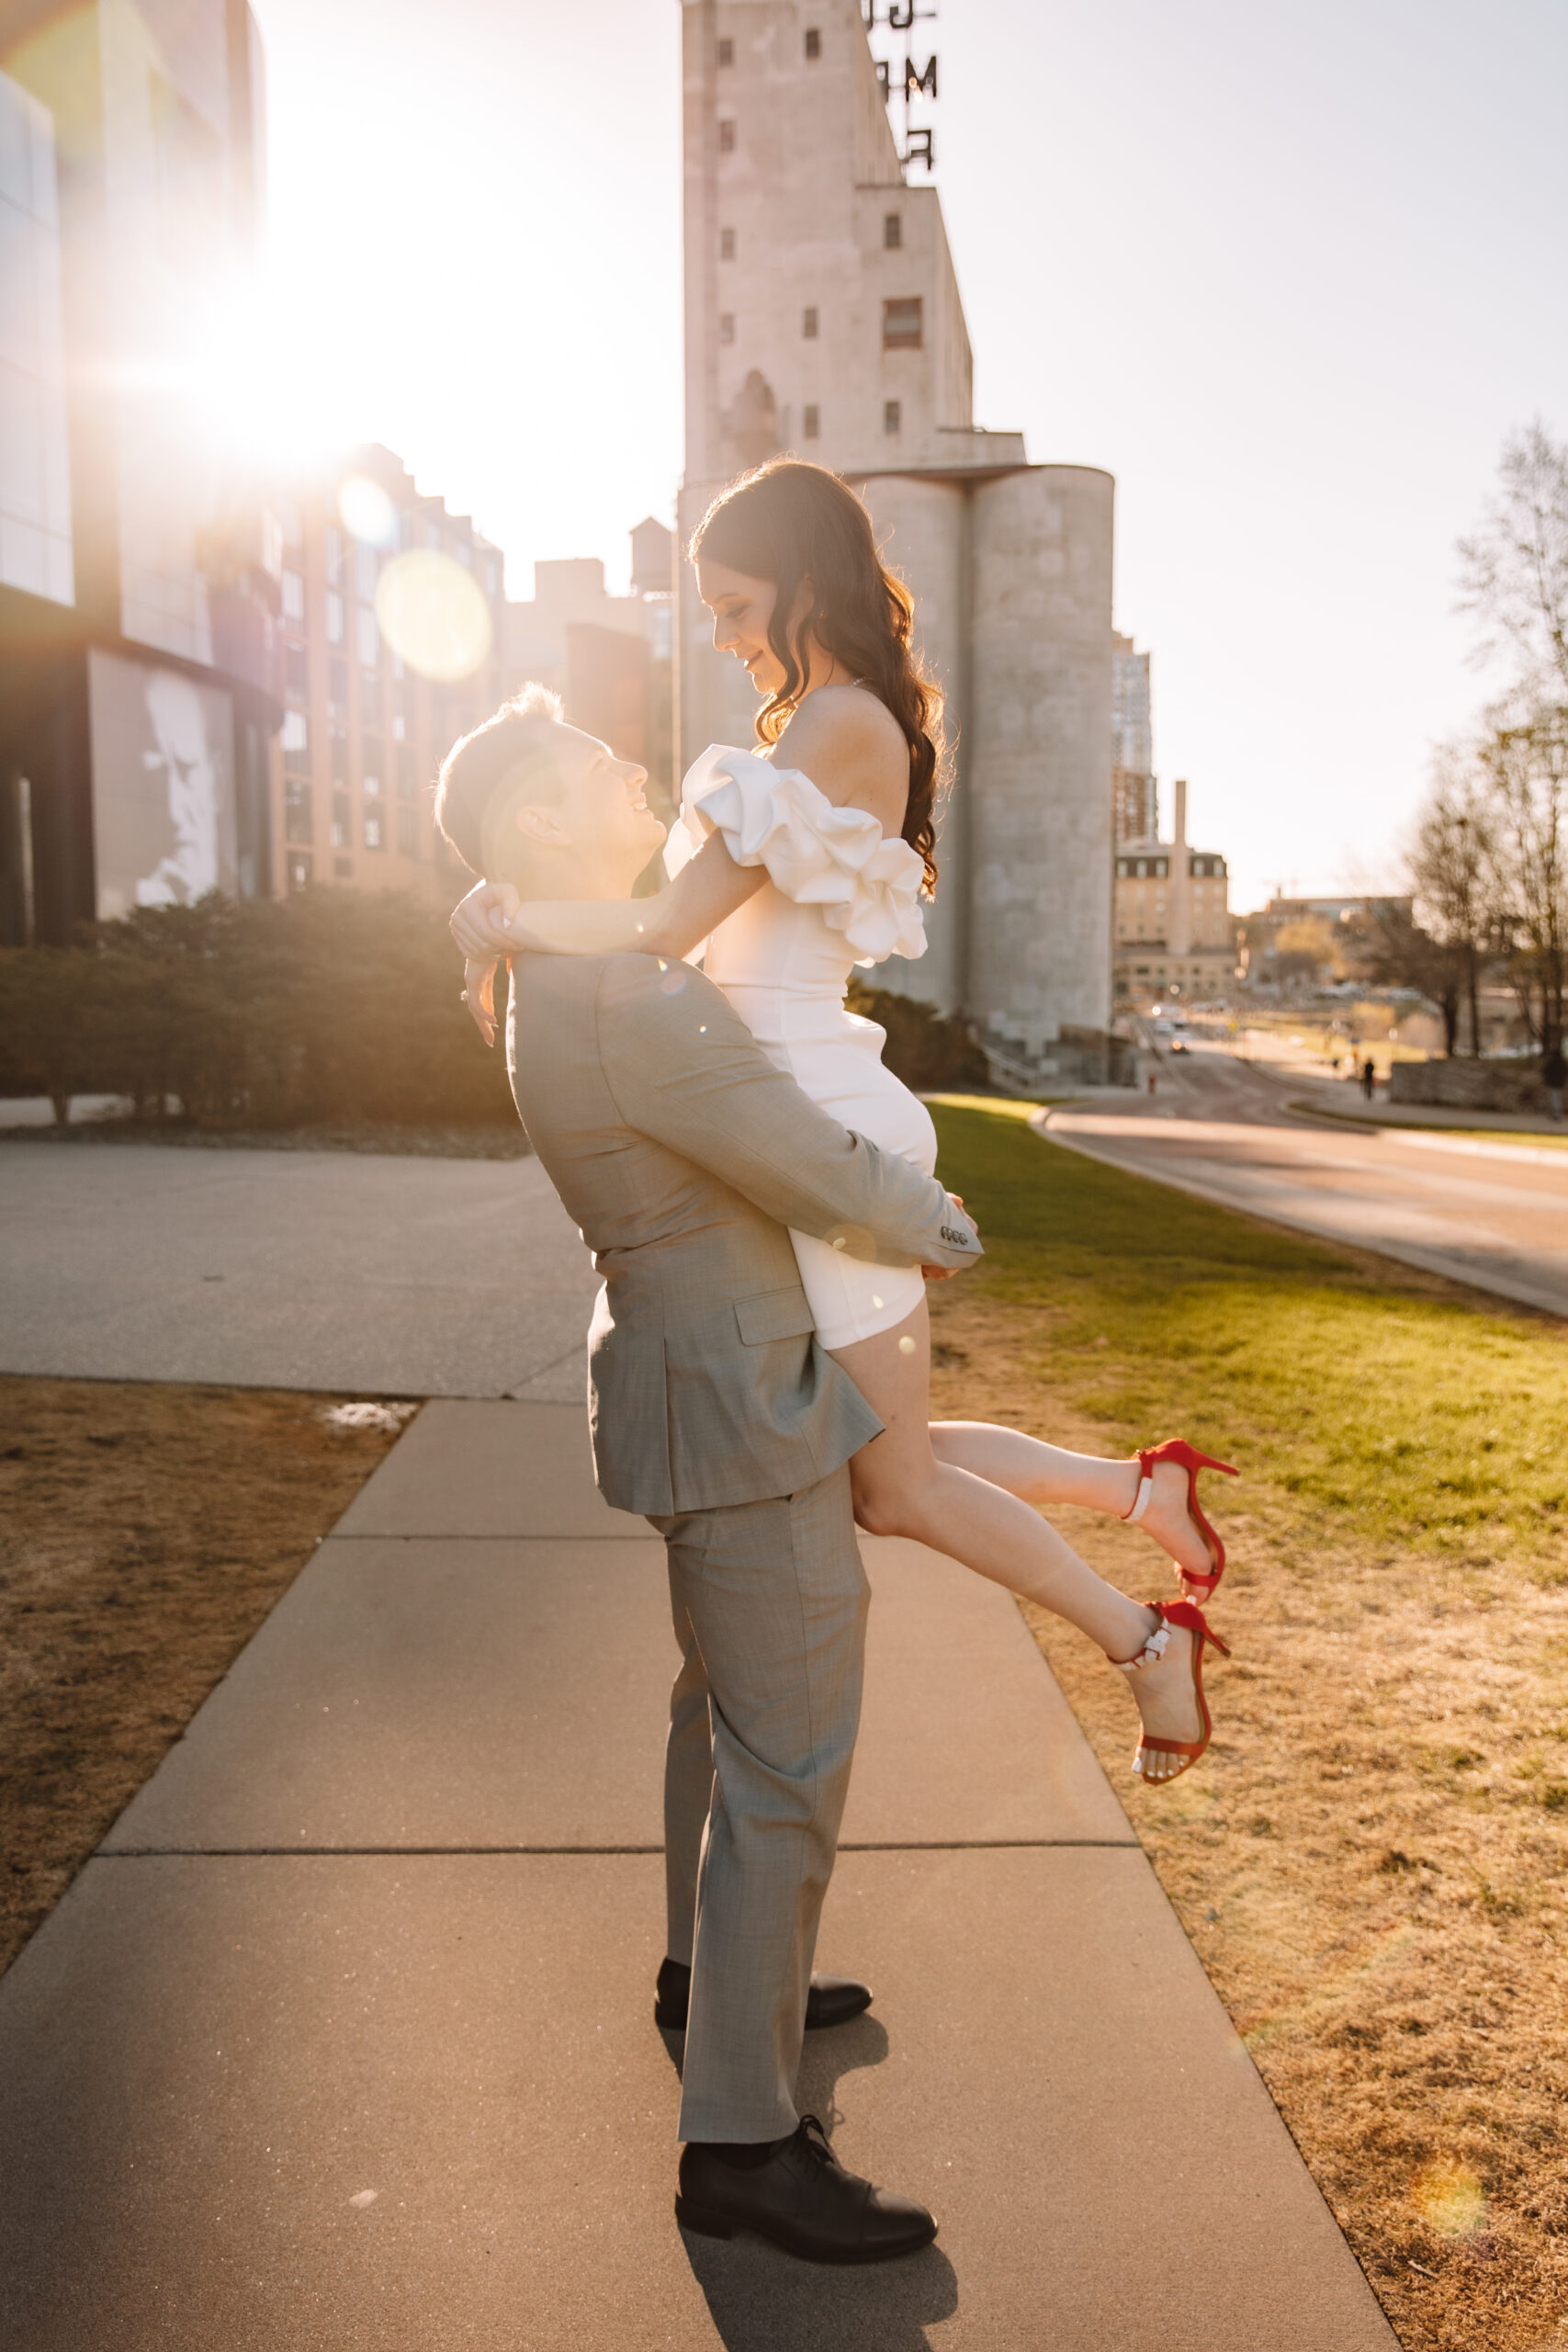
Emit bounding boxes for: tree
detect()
[1458,421,1568,702]
[1340,901,1464,1057]
[1269,915,1339,990]
[1407,771,1503,1054]
[1453,424,1568,1055]
[1482,707,1567,1053]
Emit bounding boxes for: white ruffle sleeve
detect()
[664,743,927,966]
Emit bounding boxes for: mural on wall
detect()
[88,649,236,918]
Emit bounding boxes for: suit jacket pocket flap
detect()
[734,1288,817,1347]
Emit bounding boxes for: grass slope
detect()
[926,1097,1568,2352]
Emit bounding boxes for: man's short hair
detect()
[434,684,566,876]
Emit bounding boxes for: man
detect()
[436,688,980,2264]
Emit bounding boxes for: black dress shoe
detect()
[677,2115,937,2264]
[654,1957,872,2034]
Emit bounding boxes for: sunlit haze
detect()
[251,0,1568,911]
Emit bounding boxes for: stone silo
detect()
[678,0,1116,1072]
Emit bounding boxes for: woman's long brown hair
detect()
[688,458,946,892]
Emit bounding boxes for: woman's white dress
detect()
[669,742,939,1351]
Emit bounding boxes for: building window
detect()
[884,211,902,250]
[285,644,308,700]
[803,404,820,439]
[1116,859,1128,878]
[333,855,352,879]
[718,119,735,153]
[397,806,419,858]
[802,305,818,338]
[364,812,384,851]
[397,743,418,798]
[884,399,901,435]
[324,525,344,585]
[331,730,348,782]
[280,710,309,768]
[281,569,304,622]
[883,297,922,349]
[363,770,382,798]
[357,607,378,670]
[331,795,351,848]
[355,543,378,598]
[284,781,312,843]
[720,226,735,260]
[329,661,347,716]
[805,27,820,57]
[325,589,344,643]
[717,35,733,65]
[287,852,311,892]
[719,312,736,344]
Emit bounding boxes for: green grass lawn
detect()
[927,1096,1568,1570]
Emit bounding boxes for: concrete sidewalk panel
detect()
[103,1536,673,1853]
[844,1537,1133,1847]
[0,1848,1394,2350]
[336,1400,646,1536]
[101,1534,1129,1856]
[0,1145,599,1395]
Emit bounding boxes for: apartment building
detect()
[1112,779,1235,1002]
[273,447,505,895]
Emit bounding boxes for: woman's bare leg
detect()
[928,1423,1217,1585]
[831,1298,1204,1762]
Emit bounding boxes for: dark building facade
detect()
[0,0,281,944]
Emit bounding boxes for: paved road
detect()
[1044,1042,1568,1317]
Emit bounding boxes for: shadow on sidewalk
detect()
[659,2013,961,2346]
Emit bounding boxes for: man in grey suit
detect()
[439,689,980,2264]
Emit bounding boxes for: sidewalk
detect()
[0,1399,1395,2349]
[0,1141,600,1398]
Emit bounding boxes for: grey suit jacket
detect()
[506,950,981,1515]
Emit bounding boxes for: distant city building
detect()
[0,2,280,944]
[679,0,1114,1066]
[1113,779,1234,1001]
[1111,633,1157,845]
[504,519,675,815]
[1237,895,1415,989]
[273,447,506,894]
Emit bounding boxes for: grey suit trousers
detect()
[649,1467,869,2145]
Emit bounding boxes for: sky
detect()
[248,0,1568,912]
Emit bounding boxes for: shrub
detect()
[846,977,989,1091]
[0,891,517,1129]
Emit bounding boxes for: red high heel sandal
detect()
[1113,1598,1231,1785]
[1121,1438,1238,1600]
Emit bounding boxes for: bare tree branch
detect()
[1456,420,1568,699]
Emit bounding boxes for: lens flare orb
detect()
[1412,2155,1486,2239]
[375,550,492,683]
[338,473,399,548]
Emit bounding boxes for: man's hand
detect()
[921,1193,976,1282]
[450,878,522,961]
[462,956,500,1048]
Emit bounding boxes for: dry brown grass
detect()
[0,1376,411,1974]
[928,1283,1568,2352]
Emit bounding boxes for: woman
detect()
[453,460,1235,1784]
